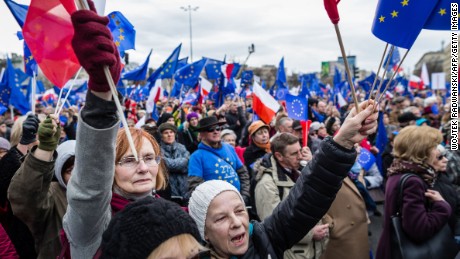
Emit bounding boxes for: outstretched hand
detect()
[38,115,61,152]
[333,100,378,149]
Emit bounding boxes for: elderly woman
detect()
[376,126,455,259]
[243,120,270,170]
[63,5,167,257]
[188,100,379,259]
[221,129,246,164]
[158,123,190,200]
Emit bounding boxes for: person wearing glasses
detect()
[377,126,455,259]
[187,116,250,205]
[62,5,168,257]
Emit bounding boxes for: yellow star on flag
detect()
[119,28,124,33]
[118,34,125,41]
[401,0,409,6]
[391,10,398,18]
[379,15,385,22]
[115,41,120,47]
[438,8,446,16]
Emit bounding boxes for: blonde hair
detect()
[393,125,442,164]
[147,233,206,259]
[115,128,167,190]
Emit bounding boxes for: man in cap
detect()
[187,116,250,204]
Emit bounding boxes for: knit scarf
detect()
[189,124,199,139]
[254,140,271,154]
[387,158,437,187]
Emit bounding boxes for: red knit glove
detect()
[71,1,121,92]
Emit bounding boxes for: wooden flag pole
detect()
[334,24,360,112]
[374,45,394,102]
[77,0,138,161]
[368,43,388,100]
[376,49,410,106]
[31,72,36,114]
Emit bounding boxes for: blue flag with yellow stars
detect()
[276,57,287,88]
[159,44,181,79]
[424,0,452,30]
[372,0,439,49]
[4,0,28,27]
[285,93,308,121]
[121,49,152,81]
[204,58,224,79]
[174,58,208,87]
[107,11,136,58]
[24,42,38,76]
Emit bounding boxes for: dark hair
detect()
[325,116,337,136]
[62,156,75,175]
[271,133,299,155]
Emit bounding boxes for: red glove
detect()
[71,4,121,92]
[324,0,340,24]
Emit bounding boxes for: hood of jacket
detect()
[55,140,76,189]
[254,153,276,181]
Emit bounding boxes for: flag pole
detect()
[31,72,36,114]
[367,43,388,101]
[333,24,359,112]
[77,0,138,161]
[374,45,394,102]
[376,49,410,106]
[55,67,83,115]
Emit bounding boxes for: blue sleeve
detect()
[188,152,203,177]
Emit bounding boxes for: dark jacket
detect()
[205,137,356,258]
[160,141,190,198]
[376,173,452,259]
[434,173,460,236]
[0,147,37,258]
[225,107,247,142]
[243,143,267,175]
[8,149,67,259]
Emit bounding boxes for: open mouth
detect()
[231,233,245,246]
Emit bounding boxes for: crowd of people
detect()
[0,3,458,259]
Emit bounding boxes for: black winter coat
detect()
[243,143,267,175]
[203,137,356,259]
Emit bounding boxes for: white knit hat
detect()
[188,180,244,240]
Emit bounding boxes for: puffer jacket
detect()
[254,154,330,259]
[202,136,356,258]
[160,141,190,197]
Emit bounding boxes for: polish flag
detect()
[421,63,430,88]
[146,79,163,113]
[409,75,424,89]
[221,63,234,80]
[199,76,213,96]
[252,81,281,124]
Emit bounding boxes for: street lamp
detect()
[180,5,199,62]
[236,43,255,79]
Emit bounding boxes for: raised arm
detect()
[63,2,121,258]
[263,101,378,254]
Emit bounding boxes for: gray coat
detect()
[160,141,190,197]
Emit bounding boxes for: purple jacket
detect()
[376,173,452,259]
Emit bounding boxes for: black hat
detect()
[196,116,225,132]
[292,120,302,131]
[100,197,201,259]
[398,112,418,123]
[158,123,177,133]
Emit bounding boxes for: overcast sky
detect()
[0,0,450,76]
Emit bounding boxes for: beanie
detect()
[158,123,177,133]
[188,180,244,240]
[187,112,199,122]
[0,137,11,151]
[101,197,201,259]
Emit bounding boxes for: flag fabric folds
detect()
[204,58,224,80]
[23,0,80,88]
[121,49,152,81]
[423,0,451,30]
[285,94,308,121]
[174,58,208,88]
[4,0,28,27]
[159,44,182,79]
[276,57,287,88]
[107,11,136,57]
[252,81,280,124]
[383,46,401,71]
[372,0,438,49]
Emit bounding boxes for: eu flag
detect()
[159,44,182,79]
[372,0,439,49]
[358,148,377,171]
[23,43,38,76]
[121,49,152,81]
[383,46,401,71]
[423,0,451,30]
[241,70,253,86]
[177,57,189,70]
[204,58,224,80]
[107,11,136,58]
[285,93,308,121]
[174,58,208,87]
[5,58,30,114]
[276,57,287,88]
[375,111,388,172]
[4,0,28,27]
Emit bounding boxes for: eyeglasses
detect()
[437,154,446,161]
[117,154,161,168]
[207,126,223,132]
